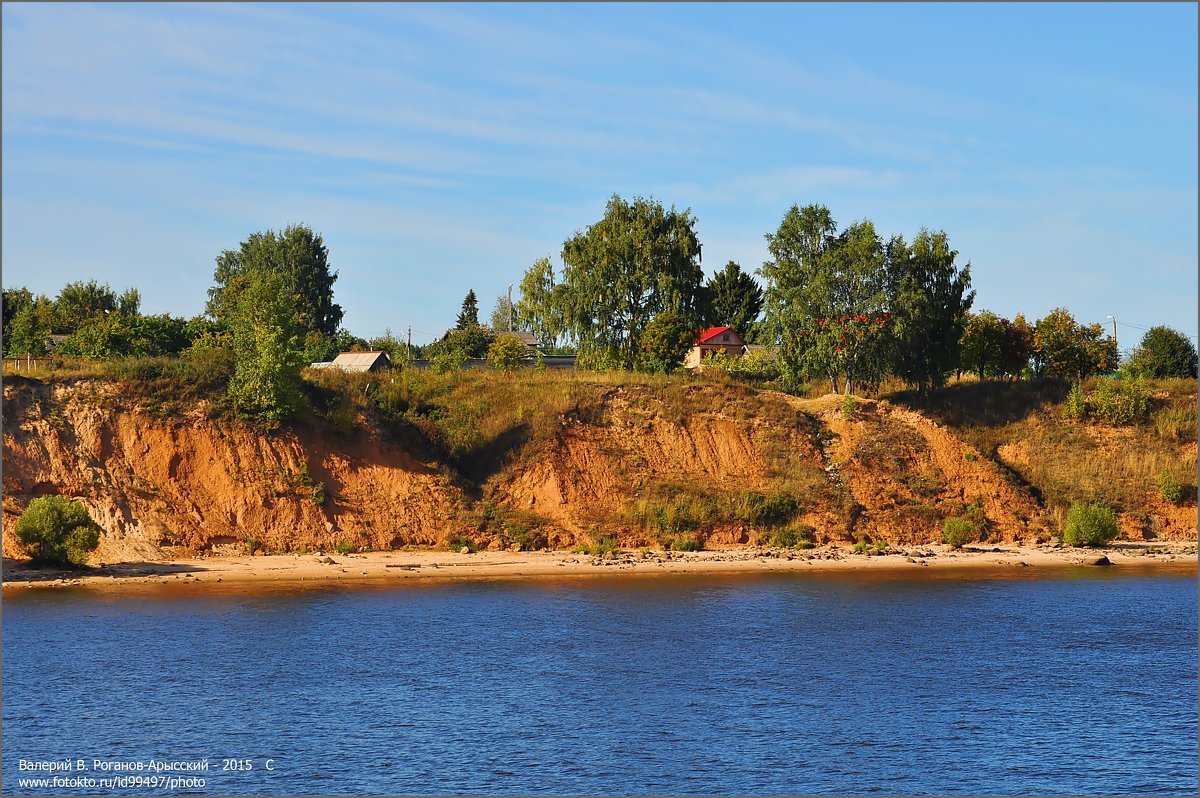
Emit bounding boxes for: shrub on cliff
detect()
[15,496,101,567]
[1061,503,1118,547]
[1157,468,1185,504]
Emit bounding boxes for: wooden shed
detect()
[315,350,393,373]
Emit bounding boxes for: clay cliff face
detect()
[2,378,1194,562]
[2,380,466,562]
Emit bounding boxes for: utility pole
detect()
[407,325,412,362]
[507,284,514,333]
[1106,315,1117,348]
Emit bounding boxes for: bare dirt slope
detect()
[2,378,1194,563]
[2,380,467,561]
[805,397,1049,544]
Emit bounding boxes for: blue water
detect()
[2,566,1197,796]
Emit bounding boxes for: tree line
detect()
[3,198,1195,422]
[502,195,1195,390]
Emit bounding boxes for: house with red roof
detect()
[685,326,746,369]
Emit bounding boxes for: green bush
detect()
[1157,468,1184,504]
[851,536,889,554]
[333,540,356,555]
[840,395,858,420]
[446,535,477,552]
[15,496,101,566]
[487,334,528,371]
[1061,503,1119,547]
[571,536,619,556]
[1062,382,1087,421]
[740,491,801,528]
[431,349,468,374]
[663,535,703,552]
[245,537,262,555]
[941,517,978,549]
[769,524,816,549]
[1063,379,1148,426]
[1088,378,1147,425]
[728,347,780,381]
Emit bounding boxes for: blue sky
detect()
[3,2,1196,348]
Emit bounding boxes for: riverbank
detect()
[3,540,1196,591]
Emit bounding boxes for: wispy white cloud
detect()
[2,3,1194,339]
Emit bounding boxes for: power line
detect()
[1095,318,1198,340]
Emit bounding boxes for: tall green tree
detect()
[560,195,704,369]
[1032,308,1117,379]
[4,296,54,358]
[56,315,130,359]
[760,204,837,391]
[959,310,1031,380]
[117,287,141,318]
[516,257,566,349]
[424,326,494,361]
[761,205,891,394]
[702,260,763,339]
[54,280,118,333]
[368,328,408,365]
[960,310,1006,379]
[637,310,694,373]
[206,224,343,339]
[227,270,306,421]
[887,229,974,394]
[125,314,190,356]
[3,287,34,338]
[490,292,515,333]
[456,289,480,329]
[1128,326,1198,378]
[1001,314,1034,378]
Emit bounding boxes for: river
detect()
[3,565,1196,795]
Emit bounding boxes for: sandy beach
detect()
[3,540,1196,592]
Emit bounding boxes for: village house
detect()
[684,326,746,370]
[310,350,393,373]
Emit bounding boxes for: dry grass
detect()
[887,377,1197,527]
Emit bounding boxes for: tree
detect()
[960,310,1006,380]
[637,310,694,373]
[760,205,891,394]
[490,292,515,333]
[887,229,974,394]
[54,280,118,333]
[15,496,101,567]
[56,314,131,359]
[3,287,34,341]
[368,328,408,365]
[206,224,343,339]
[959,310,1031,380]
[117,287,141,318]
[760,203,837,391]
[1033,308,1116,379]
[487,333,527,371]
[560,195,704,369]
[1000,314,1034,378]
[4,296,54,358]
[516,257,566,349]
[424,326,493,362]
[125,314,190,356]
[227,270,306,421]
[702,261,763,339]
[1128,326,1197,378]
[456,290,480,329]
